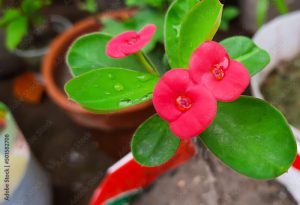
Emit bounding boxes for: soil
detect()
[261,56,300,129]
[133,145,297,205]
[18,23,58,50]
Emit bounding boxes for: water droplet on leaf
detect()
[136,75,152,82]
[119,99,132,107]
[114,83,124,91]
[108,74,114,79]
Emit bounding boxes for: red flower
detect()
[153,69,217,139]
[106,24,156,58]
[189,41,250,102]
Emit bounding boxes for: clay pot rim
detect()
[42,9,153,116]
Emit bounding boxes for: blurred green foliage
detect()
[220,6,239,31]
[79,0,98,13]
[257,0,288,27]
[0,0,52,51]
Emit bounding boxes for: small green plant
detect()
[0,0,52,51]
[257,0,288,27]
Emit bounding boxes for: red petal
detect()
[169,85,217,139]
[153,69,193,122]
[106,31,138,58]
[189,41,229,83]
[122,24,156,55]
[202,60,250,102]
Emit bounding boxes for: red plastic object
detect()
[293,154,300,171]
[90,140,196,205]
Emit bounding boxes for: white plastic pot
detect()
[251,11,300,204]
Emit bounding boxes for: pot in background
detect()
[42,9,155,131]
[14,15,72,69]
[251,11,300,203]
[239,0,300,33]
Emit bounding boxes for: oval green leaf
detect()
[178,0,223,67]
[165,0,199,68]
[220,36,270,76]
[67,33,145,76]
[65,68,159,113]
[131,114,181,167]
[200,96,297,179]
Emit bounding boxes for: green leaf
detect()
[101,18,134,35]
[131,114,181,166]
[220,36,270,76]
[256,0,269,27]
[6,16,28,51]
[273,0,288,14]
[65,68,159,113]
[126,0,170,8]
[165,0,199,68]
[79,0,98,13]
[21,0,42,15]
[0,9,21,27]
[67,33,146,76]
[200,96,297,179]
[178,0,223,67]
[220,6,239,31]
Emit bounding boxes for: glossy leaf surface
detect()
[200,96,297,179]
[132,114,180,166]
[178,0,223,67]
[65,68,159,113]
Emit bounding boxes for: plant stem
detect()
[136,51,158,75]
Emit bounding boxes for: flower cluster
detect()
[106,25,250,140]
[154,41,250,139]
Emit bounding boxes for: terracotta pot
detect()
[42,10,155,131]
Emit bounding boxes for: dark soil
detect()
[261,56,300,129]
[133,146,297,205]
[18,23,58,50]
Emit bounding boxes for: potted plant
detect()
[62,0,297,204]
[239,0,300,33]
[251,11,300,203]
[42,0,241,131]
[0,0,71,69]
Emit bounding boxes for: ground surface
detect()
[0,79,115,205]
[134,145,297,205]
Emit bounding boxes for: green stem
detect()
[136,51,158,75]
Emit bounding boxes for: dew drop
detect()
[105,92,111,95]
[141,92,153,101]
[119,99,132,107]
[108,73,114,79]
[136,75,152,82]
[114,83,124,91]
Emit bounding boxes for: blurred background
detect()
[0,0,300,205]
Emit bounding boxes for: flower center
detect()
[211,65,225,80]
[210,56,230,81]
[176,96,192,112]
[126,36,139,45]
